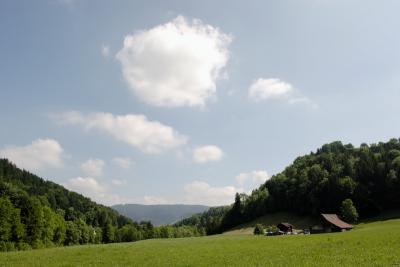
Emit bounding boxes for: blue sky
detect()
[1,0,399,206]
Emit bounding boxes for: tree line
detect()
[0,159,202,251]
[177,138,400,234]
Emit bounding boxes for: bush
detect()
[253,224,264,235]
[16,242,31,251]
[265,225,279,233]
[0,241,16,252]
[341,199,359,223]
[31,240,44,249]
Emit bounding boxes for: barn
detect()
[311,214,353,233]
[277,222,294,233]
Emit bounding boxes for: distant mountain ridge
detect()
[112,204,209,226]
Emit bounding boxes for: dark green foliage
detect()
[178,138,400,234]
[25,197,45,246]
[64,221,80,246]
[0,197,15,242]
[0,159,204,251]
[116,225,141,242]
[10,208,25,243]
[174,206,230,235]
[102,223,116,243]
[253,224,264,235]
[223,193,245,229]
[341,199,359,223]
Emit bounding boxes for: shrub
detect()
[265,225,279,233]
[0,241,16,252]
[253,224,264,235]
[341,199,359,223]
[16,242,31,251]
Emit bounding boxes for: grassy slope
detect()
[1,218,400,267]
[223,210,400,235]
[223,212,318,235]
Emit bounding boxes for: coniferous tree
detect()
[0,197,14,242]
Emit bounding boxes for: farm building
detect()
[310,214,353,233]
[277,222,294,233]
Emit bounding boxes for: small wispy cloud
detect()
[192,145,224,163]
[111,179,127,186]
[51,111,188,154]
[235,170,269,189]
[101,44,110,58]
[248,78,318,109]
[81,158,105,177]
[183,180,238,206]
[112,157,132,169]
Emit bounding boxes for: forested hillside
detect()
[178,138,400,234]
[175,206,230,235]
[2,138,400,250]
[0,159,202,251]
[112,204,209,226]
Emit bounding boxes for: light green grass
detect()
[1,219,400,267]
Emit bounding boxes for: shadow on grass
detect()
[358,209,400,224]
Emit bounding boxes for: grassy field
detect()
[1,218,400,267]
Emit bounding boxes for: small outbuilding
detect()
[277,222,294,233]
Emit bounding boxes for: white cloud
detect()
[66,176,105,195]
[192,145,224,163]
[143,195,169,205]
[101,44,110,57]
[52,111,187,154]
[65,176,131,206]
[0,138,64,172]
[183,180,238,206]
[182,170,270,206]
[116,15,232,108]
[248,78,316,108]
[249,78,293,101]
[52,111,85,125]
[111,179,127,186]
[81,158,105,177]
[112,157,132,169]
[235,170,269,187]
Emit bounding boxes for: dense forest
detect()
[174,206,230,235]
[177,138,400,234]
[0,159,203,251]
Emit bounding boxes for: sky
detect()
[1,0,399,206]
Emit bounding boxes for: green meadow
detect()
[1,218,399,267]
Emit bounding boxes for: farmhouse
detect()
[311,214,353,233]
[277,222,294,233]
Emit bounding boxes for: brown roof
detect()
[321,214,353,229]
[278,223,293,228]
